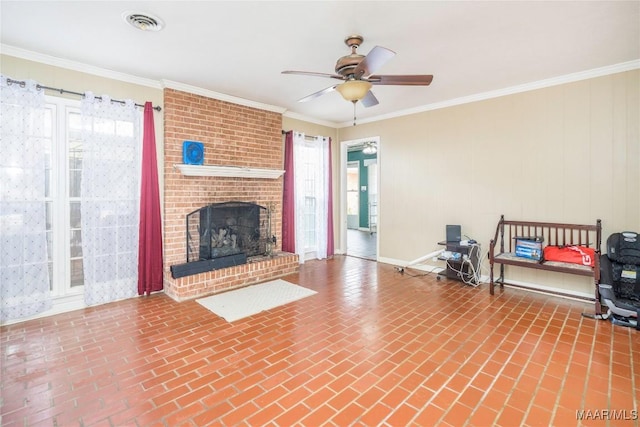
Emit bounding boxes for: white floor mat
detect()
[196,279,317,322]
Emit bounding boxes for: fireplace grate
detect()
[186,201,270,263]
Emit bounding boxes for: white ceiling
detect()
[1,1,639,126]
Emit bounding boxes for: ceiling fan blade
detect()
[282,70,344,80]
[298,85,337,103]
[360,90,379,108]
[353,46,395,78]
[368,75,434,86]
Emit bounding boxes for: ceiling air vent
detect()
[123,11,164,32]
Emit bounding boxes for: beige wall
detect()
[282,117,339,142]
[337,70,640,296]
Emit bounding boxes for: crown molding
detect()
[3,43,286,116]
[4,43,636,128]
[337,59,640,128]
[162,79,287,114]
[1,44,162,89]
[282,110,339,128]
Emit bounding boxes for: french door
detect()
[44,96,85,299]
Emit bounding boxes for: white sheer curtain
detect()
[293,132,330,264]
[81,93,141,306]
[0,76,51,321]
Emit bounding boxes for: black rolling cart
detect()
[436,241,480,285]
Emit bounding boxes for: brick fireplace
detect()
[163,88,298,301]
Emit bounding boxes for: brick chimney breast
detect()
[163,89,298,301]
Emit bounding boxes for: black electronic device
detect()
[446,224,461,243]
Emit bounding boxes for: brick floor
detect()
[1,256,638,426]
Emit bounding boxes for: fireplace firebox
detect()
[170,201,275,278]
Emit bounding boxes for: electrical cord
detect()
[394,266,436,278]
[446,260,479,286]
[445,243,483,287]
[473,245,491,281]
[394,241,488,285]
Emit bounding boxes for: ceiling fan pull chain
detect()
[353,101,357,126]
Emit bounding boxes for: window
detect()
[44,97,85,298]
[292,133,330,262]
[2,90,141,321]
[302,157,317,250]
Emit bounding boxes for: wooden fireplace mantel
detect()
[174,164,285,179]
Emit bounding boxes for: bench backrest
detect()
[494,216,602,253]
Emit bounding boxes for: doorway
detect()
[347,161,359,230]
[340,137,380,261]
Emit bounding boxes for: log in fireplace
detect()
[170,201,275,278]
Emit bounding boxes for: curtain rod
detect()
[281,129,322,140]
[4,78,162,111]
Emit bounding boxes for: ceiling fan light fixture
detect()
[335,80,372,102]
[363,142,377,155]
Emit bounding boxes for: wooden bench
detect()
[489,215,602,313]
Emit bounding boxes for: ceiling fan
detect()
[282,35,433,109]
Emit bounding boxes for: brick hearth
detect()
[162,89,298,301]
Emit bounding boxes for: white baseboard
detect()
[1,293,86,326]
[496,279,593,301]
[378,256,593,302]
[0,292,164,326]
[377,256,444,274]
